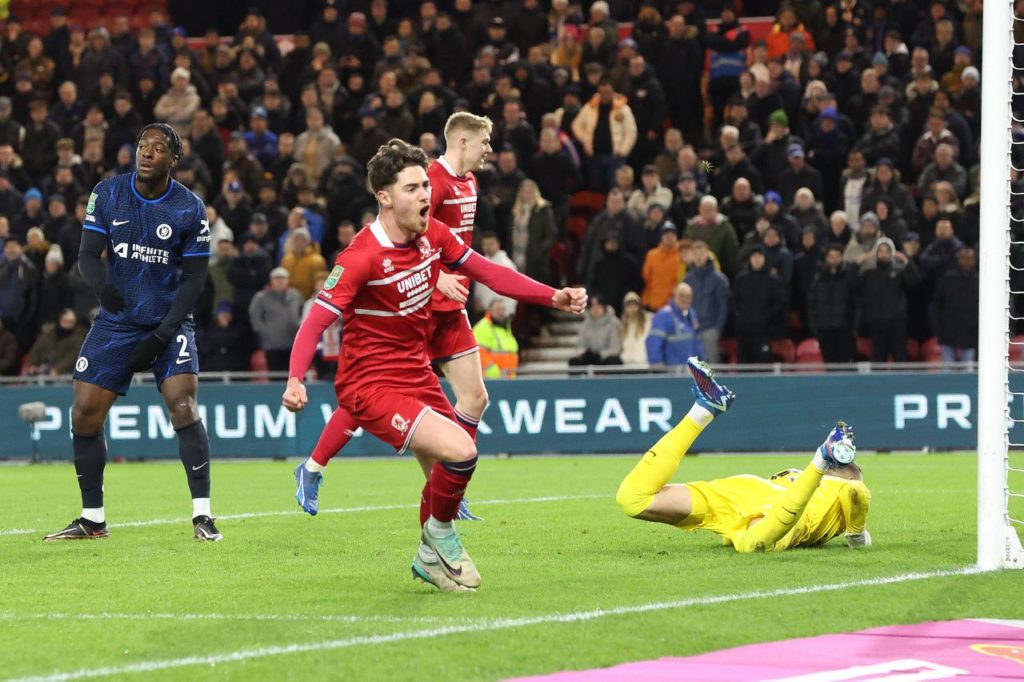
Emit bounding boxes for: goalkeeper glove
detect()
[98,282,127,313]
[128,332,169,372]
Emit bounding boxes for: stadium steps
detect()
[518,312,583,373]
[532,334,578,349]
[522,346,578,362]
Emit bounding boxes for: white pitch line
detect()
[4,566,985,682]
[0,494,606,537]
[0,612,471,625]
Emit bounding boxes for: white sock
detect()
[426,515,454,537]
[192,498,211,519]
[81,507,105,524]
[687,403,715,428]
[304,458,326,473]
[418,543,438,562]
[811,448,829,473]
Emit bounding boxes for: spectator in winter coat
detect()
[620,291,653,366]
[25,307,86,376]
[843,212,882,267]
[683,240,729,364]
[279,227,327,300]
[578,188,642,284]
[154,68,201,137]
[862,157,918,226]
[919,217,964,285]
[593,232,643,319]
[809,244,857,363]
[732,244,787,363]
[930,247,979,365]
[777,143,824,207]
[569,295,624,366]
[857,237,920,362]
[684,195,740,280]
[571,79,638,193]
[917,143,969,200]
[627,164,673,217]
[669,171,703,228]
[646,282,704,366]
[228,235,273,325]
[0,238,39,352]
[641,223,682,311]
[721,178,763,243]
[198,303,253,372]
[248,267,304,371]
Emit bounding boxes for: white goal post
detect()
[977,0,1024,570]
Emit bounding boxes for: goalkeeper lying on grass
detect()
[616,358,871,552]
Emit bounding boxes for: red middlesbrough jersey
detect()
[428,156,478,312]
[314,216,472,391]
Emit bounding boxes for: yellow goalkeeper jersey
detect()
[680,474,872,551]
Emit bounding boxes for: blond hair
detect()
[443,112,493,144]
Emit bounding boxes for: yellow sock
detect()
[735,463,824,552]
[616,405,712,517]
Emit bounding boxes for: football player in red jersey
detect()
[291,114,494,521]
[283,140,585,591]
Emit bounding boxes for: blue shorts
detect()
[73,318,199,395]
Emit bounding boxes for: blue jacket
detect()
[684,262,730,333]
[646,302,704,366]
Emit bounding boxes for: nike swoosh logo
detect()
[113,219,129,226]
[192,462,208,471]
[176,357,191,365]
[435,551,462,577]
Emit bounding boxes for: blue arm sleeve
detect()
[646,312,668,364]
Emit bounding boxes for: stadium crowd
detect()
[0,0,991,377]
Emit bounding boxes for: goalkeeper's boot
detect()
[820,421,856,467]
[687,356,735,415]
[193,515,223,541]
[411,548,475,592]
[456,498,483,521]
[421,524,481,589]
[294,462,324,516]
[43,518,109,541]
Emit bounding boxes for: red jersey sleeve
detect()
[430,217,472,268]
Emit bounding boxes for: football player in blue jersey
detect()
[44,123,223,542]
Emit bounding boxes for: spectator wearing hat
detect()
[12,187,45,243]
[36,245,72,328]
[25,307,86,376]
[805,106,851,212]
[683,240,729,363]
[198,303,252,373]
[224,132,265,198]
[593,230,643,319]
[308,1,346,56]
[658,15,704,145]
[706,6,750,130]
[571,78,637,194]
[758,190,800,248]
[857,236,919,362]
[645,282,703,367]
[882,30,911,81]
[670,170,703,228]
[843,211,882,267]
[249,267,304,371]
[211,178,253,236]
[619,290,653,366]
[808,243,857,363]
[873,195,909,246]
[857,105,901,167]
[911,108,959,176]
[641,221,682,310]
[627,164,673,217]
[733,243,786,363]
[243,107,279,169]
[570,294,624,366]
[0,238,39,352]
[751,109,801,185]
[790,187,829,239]
[228,231,272,325]
[154,67,201,137]
[863,156,917,226]
[777,143,824,208]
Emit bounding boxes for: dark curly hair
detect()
[366,138,429,194]
[135,122,182,161]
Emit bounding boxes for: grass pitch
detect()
[2,452,1022,681]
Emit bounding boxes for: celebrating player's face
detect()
[462,130,492,171]
[382,165,431,236]
[136,129,175,181]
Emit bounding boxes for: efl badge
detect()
[324,265,344,289]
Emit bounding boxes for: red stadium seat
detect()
[770,338,795,363]
[566,215,588,240]
[1011,335,1024,363]
[250,350,269,383]
[569,190,606,215]
[796,338,823,364]
[855,336,873,360]
[919,337,942,363]
[719,337,738,365]
[906,337,920,361]
[23,17,51,37]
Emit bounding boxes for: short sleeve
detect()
[182,200,211,258]
[315,250,368,317]
[82,182,109,235]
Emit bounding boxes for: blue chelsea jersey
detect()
[83,172,210,328]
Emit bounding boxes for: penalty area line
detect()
[5,566,984,682]
[0,494,606,537]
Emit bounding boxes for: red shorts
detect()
[427,308,478,363]
[338,374,456,454]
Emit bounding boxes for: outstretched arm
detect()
[456,251,587,312]
[283,302,339,412]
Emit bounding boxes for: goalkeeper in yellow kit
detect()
[616,358,872,552]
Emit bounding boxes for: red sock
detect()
[311,409,359,466]
[419,479,431,527]
[453,408,479,443]
[428,457,477,523]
